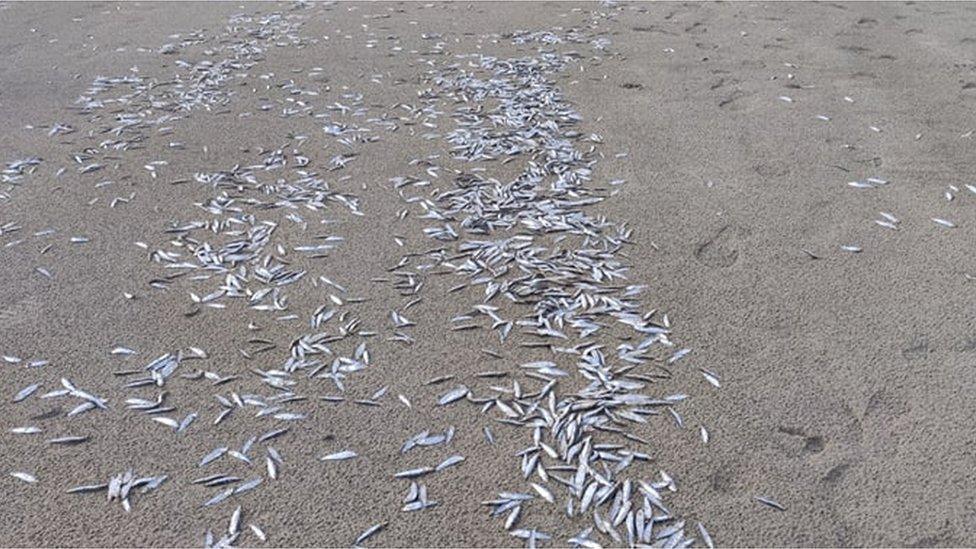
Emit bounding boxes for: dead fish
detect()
[233,478,262,495]
[258,428,289,443]
[320,450,357,461]
[698,523,714,548]
[668,348,690,364]
[178,413,197,432]
[249,524,267,542]
[266,457,278,480]
[700,370,721,388]
[203,488,234,508]
[47,435,89,445]
[13,383,41,403]
[152,417,179,430]
[229,505,242,535]
[10,472,37,483]
[354,523,384,547]
[425,375,454,385]
[67,483,108,494]
[435,455,465,471]
[394,467,433,479]
[756,496,786,511]
[437,386,469,406]
[200,447,228,467]
[531,482,555,503]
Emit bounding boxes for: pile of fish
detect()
[383,37,710,547]
[66,470,168,513]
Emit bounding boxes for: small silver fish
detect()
[756,496,786,511]
[320,450,357,461]
[10,472,37,483]
[354,523,384,546]
[437,386,469,406]
[13,383,41,403]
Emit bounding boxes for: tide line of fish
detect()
[380,28,715,548]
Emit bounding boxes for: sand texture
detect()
[2,1,976,547]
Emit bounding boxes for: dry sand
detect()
[2,1,976,547]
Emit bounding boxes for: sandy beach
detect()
[2,1,976,547]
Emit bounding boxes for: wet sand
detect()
[2,2,976,547]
